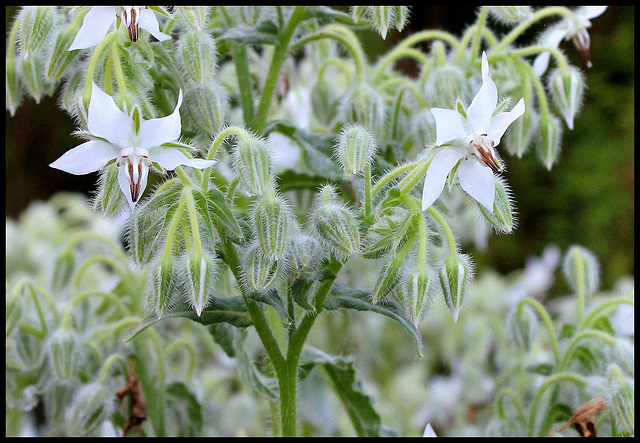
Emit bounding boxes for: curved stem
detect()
[162,195,186,262]
[373,48,428,83]
[470,6,489,65]
[64,231,130,264]
[201,126,251,189]
[517,297,561,367]
[72,255,128,288]
[317,57,353,85]
[97,352,129,385]
[497,388,526,427]
[427,206,456,257]
[579,297,634,331]
[232,43,255,125]
[146,327,167,436]
[164,339,197,381]
[63,290,130,328]
[110,38,129,105]
[494,6,573,53]
[560,329,615,371]
[363,164,372,220]
[371,161,417,197]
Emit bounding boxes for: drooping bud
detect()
[6,51,23,116]
[607,364,634,434]
[607,338,634,377]
[174,6,210,29]
[241,241,282,293]
[6,294,21,338]
[370,6,394,39]
[340,82,388,143]
[311,76,339,127]
[393,6,409,32]
[401,265,433,327]
[351,6,367,23]
[148,256,176,318]
[184,80,227,135]
[178,29,217,84]
[335,124,377,177]
[288,233,324,280]
[233,135,274,196]
[21,55,44,103]
[47,327,82,383]
[536,114,563,170]
[506,305,538,352]
[65,382,113,437]
[439,254,474,323]
[183,249,217,316]
[362,206,412,259]
[549,66,585,130]
[505,107,538,157]
[562,245,600,295]
[46,21,81,81]
[252,188,290,261]
[371,257,404,304]
[18,6,57,57]
[52,247,75,290]
[488,6,533,24]
[311,185,360,261]
[476,176,516,234]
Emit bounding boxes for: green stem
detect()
[164,339,197,381]
[363,164,372,220]
[174,166,192,187]
[110,38,129,105]
[494,6,573,52]
[515,57,551,118]
[497,388,526,427]
[147,327,166,436]
[417,212,428,269]
[373,48,428,83]
[72,255,128,288]
[83,31,118,106]
[253,5,307,132]
[63,290,130,328]
[427,206,456,257]
[201,126,251,189]
[371,161,417,197]
[97,353,128,385]
[232,43,255,125]
[162,196,186,261]
[471,6,489,65]
[574,249,586,324]
[560,329,615,371]
[183,189,204,253]
[317,57,353,85]
[579,297,634,331]
[517,297,561,367]
[499,45,570,74]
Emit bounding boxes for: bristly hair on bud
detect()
[505,304,538,352]
[334,123,377,177]
[549,66,586,130]
[239,240,286,293]
[182,248,218,317]
[562,245,600,295]
[18,6,58,58]
[232,134,274,196]
[488,6,533,24]
[177,28,218,84]
[399,262,434,327]
[47,327,83,383]
[65,382,114,437]
[536,114,563,170]
[475,175,517,234]
[146,252,179,319]
[251,187,291,262]
[438,253,474,323]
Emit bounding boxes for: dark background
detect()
[5,6,634,290]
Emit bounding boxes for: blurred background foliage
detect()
[5,5,633,291]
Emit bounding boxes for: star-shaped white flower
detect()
[533,6,607,77]
[422,52,525,213]
[69,6,171,51]
[50,83,215,210]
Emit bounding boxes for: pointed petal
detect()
[49,140,117,175]
[487,98,525,146]
[466,52,497,134]
[431,108,468,146]
[117,162,149,210]
[139,8,171,42]
[421,147,464,211]
[88,83,135,147]
[581,6,607,20]
[69,7,116,50]
[138,90,183,149]
[458,159,495,212]
[149,147,216,171]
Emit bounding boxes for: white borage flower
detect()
[532,6,607,77]
[50,82,215,210]
[422,52,525,213]
[69,6,171,51]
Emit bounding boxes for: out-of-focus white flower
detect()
[69,6,171,51]
[532,6,607,76]
[505,245,561,305]
[50,83,214,210]
[422,52,525,213]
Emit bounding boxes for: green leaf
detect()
[165,382,203,437]
[208,323,246,358]
[237,343,279,402]
[298,346,353,380]
[323,282,424,357]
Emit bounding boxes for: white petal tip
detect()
[452,308,460,323]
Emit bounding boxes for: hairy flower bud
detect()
[148,257,176,318]
[46,22,80,81]
[506,305,538,352]
[370,6,394,39]
[65,382,113,437]
[288,233,324,280]
[607,364,634,434]
[549,66,585,130]
[439,254,474,323]
[6,54,22,116]
[252,188,290,261]
[340,83,388,143]
[362,206,412,259]
[425,65,471,110]
[184,80,227,135]
[536,114,563,170]
[476,176,516,234]
[174,6,210,29]
[393,6,409,32]
[178,29,217,84]
[402,265,433,326]
[335,124,377,177]
[241,241,282,293]
[351,6,367,23]
[311,186,360,261]
[93,164,126,216]
[371,257,404,304]
[233,135,274,196]
[52,247,75,290]
[18,6,57,57]
[21,55,44,103]
[183,249,218,316]
[6,294,21,338]
[47,327,82,383]
[562,245,600,295]
[505,107,538,157]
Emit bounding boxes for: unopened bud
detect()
[425,65,471,110]
[184,80,227,135]
[148,257,176,318]
[65,382,113,437]
[371,258,404,304]
[93,164,126,216]
[370,6,394,39]
[6,294,21,338]
[607,364,634,434]
[252,189,290,261]
[393,6,409,32]
[239,6,261,25]
[48,327,82,383]
[178,29,217,83]
[402,265,433,326]
[549,67,585,130]
[52,248,75,290]
[18,6,57,57]
[174,6,210,29]
[233,135,274,196]
[351,6,367,23]
[506,305,538,352]
[505,107,538,157]
[335,124,377,177]
[46,22,80,81]
[562,245,600,295]
[536,114,563,170]
[241,241,282,293]
[21,55,44,103]
[476,176,516,234]
[6,54,22,116]
[183,249,217,316]
[288,233,324,280]
[362,206,412,259]
[340,83,387,142]
[608,338,634,376]
[488,6,533,24]
[439,254,474,323]
[311,186,360,261]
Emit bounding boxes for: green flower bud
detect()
[93,163,126,216]
[47,327,82,383]
[505,107,538,157]
[52,247,75,290]
[6,294,21,338]
[21,54,44,104]
[340,83,388,143]
[506,305,538,352]
[18,6,57,57]
[46,22,80,81]
[370,6,394,39]
[393,6,409,32]
[241,241,282,293]
[549,66,585,130]
[311,77,340,127]
[536,114,563,170]
[178,29,217,84]
[288,233,324,280]
[425,65,472,110]
[439,254,474,323]
[371,257,404,304]
[65,382,113,437]
[476,176,516,234]
[183,249,218,316]
[401,265,433,327]
[351,6,367,23]
[562,245,600,295]
[335,124,377,177]
[12,327,46,373]
[607,364,634,434]
[252,188,290,261]
[311,186,360,261]
[233,135,274,196]
[608,338,634,376]
[6,53,23,116]
[488,6,533,24]
[184,80,227,134]
[174,6,210,29]
[148,257,177,318]
[362,206,412,259]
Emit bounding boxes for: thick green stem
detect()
[470,6,489,65]
[232,43,255,125]
[201,126,251,189]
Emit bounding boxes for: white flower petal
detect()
[533,29,567,77]
[149,147,215,171]
[421,147,464,211]
[458,159,495,212]
[88,83,135,147]
[138,90,183,149]
[68,7,116,51]
[139,8,171,42]
[49,140,118,175]
[431,108,468,146]
[466,52,497,134]
[487,98,525,146]
[581,6,607,20]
